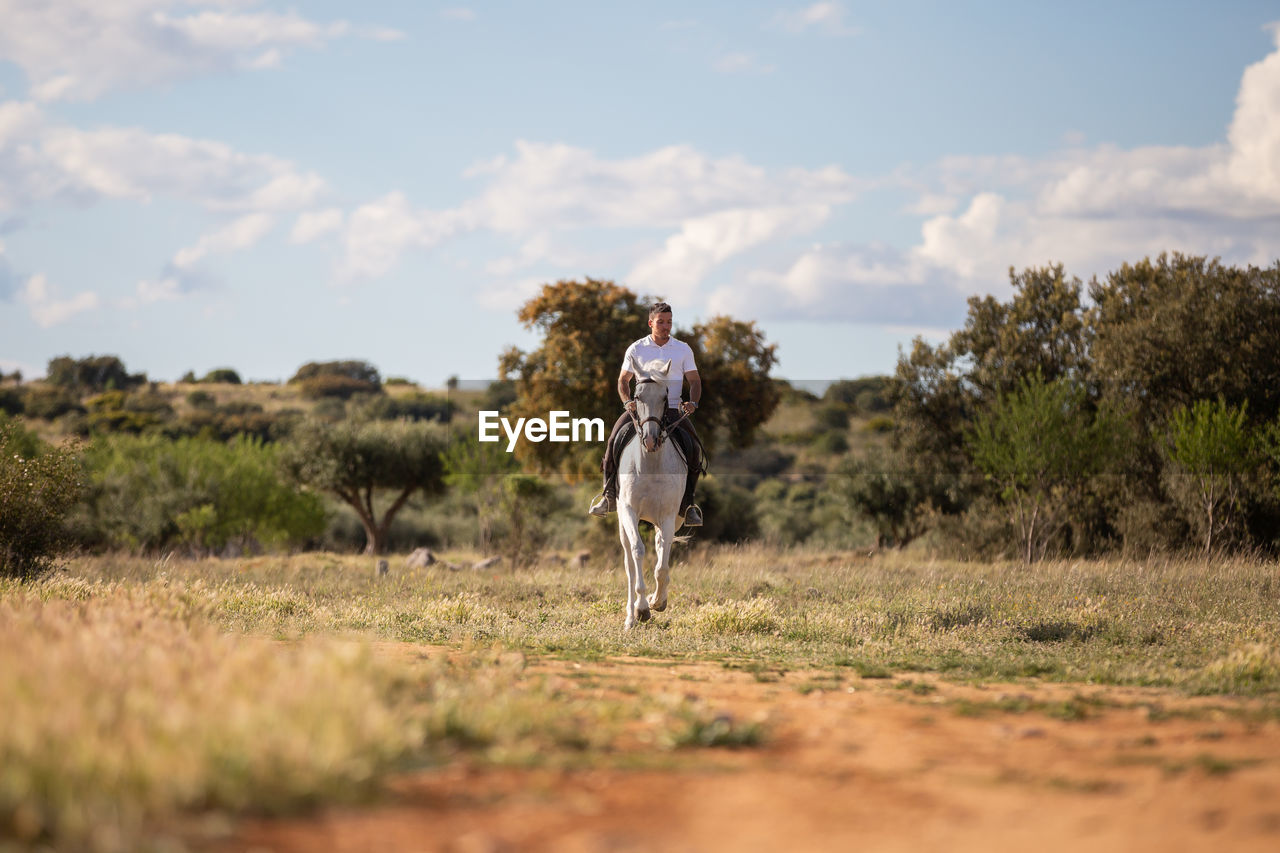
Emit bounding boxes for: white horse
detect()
[616,356,692,629]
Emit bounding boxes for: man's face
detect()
[649,311,673,342]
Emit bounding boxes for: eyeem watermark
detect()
[478,411,605,452]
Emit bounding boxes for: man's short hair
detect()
[648,301,672,318]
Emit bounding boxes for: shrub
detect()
[21,386,84,420]
[0,418,83,579]
[201,367,242,384]
[186,390,217,410]
[297,374,381,400]
[79,434,325,553]
[352,392,453,422]
[46,355,145,393]
[0,386,22,416]
[695,476,760,543]
[290,360,381,388]
[84,390,175,434]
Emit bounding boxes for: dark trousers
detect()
[602,408,701,510]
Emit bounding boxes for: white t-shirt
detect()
[621,335,698,408]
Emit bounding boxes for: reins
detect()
[624,375,708,475]
[628,381,694,450]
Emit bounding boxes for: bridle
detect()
[628,377,692,450]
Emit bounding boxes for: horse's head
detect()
[630,357,672,453]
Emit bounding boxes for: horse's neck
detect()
[621,436,684,475]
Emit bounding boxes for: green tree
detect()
[891,264,1097,543]
[289,360,383,400]
[279,419,446,554]
[46,355,146,393]
[1163,398,1259,555]
[684,315,780,454]
[0,418,83,579]
[966,375,1121,562]
[201,368,243,384]
[499,279,781,475]
[499,278,651,478]
[1091,254,1280,429]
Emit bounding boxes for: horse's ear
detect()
[660,359,672,376]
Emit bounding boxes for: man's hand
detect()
[681,400,698,415]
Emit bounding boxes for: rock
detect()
[542,553,566,565]
[376,559,389,576]
[571,550,591,568]
[473,555,503,571]
[406,547,437,568]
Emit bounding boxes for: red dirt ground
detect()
[224,651,1280,853]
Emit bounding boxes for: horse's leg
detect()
[617,508,649,628]
[648,516,676,612]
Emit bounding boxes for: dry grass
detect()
[0,563,767,852]
[5,545,1280,850]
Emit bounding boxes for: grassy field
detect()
[3,546,1279,850]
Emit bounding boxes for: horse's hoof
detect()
[637,607,651,622]
[651,600,667,612]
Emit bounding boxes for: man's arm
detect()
[618,371,635,410]
[682,370,701,415]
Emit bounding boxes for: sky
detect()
[1,1,1279,387]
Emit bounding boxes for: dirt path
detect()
[229,652,1280,853]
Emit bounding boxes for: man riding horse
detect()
[588,301,704,527]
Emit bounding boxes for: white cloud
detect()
[135,276,185,304]
[0,104,325,213]
[18,273,100,327]
[708,242,966,325]
[290,208,344,244]
[0,0,399,102]
[713,53,776,75]
[338,192,468,280]
[629,205,829,293]
[773,3,860,37]
[172,212,275,269]
[717,25,1280,325]
[440,8,476,22]
[466,141,857,233]
[333,142,858,283]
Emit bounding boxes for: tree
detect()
[499,279,652,477]
[499,279,781,475]
[683,315,780,454]
[202,368,243,384]
[0,418,83,579]
[289,360,383,399]
[1163,398,1259,555]
[279,419,446,554]
[46,355,146,394]
[890,264,1097,540]
[966,375,1121,562]
[1091,254,1280,429]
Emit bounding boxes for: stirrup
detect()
[681,504,703,527]
[588,494,616,517]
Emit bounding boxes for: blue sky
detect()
[2,1,1278,386]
